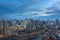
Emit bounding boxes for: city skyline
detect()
[0,0,60,20]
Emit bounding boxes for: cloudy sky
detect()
[0,0,60,20]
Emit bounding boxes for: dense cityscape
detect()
[0,19,60,40]
[0,0,60,40]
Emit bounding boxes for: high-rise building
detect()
[34,20,40,30]
[2,20,8,33]
[56,19,59,23]
[0,21,3,29]
[21,19,28,29]
[0,21,3,34]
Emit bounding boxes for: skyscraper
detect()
[2,21,8,33]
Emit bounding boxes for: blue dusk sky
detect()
[0,0,60,20]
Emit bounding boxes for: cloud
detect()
[47,1,60,14]
[0,0,34,14]
[0,0,60,20]
[32,11,54,17]
[48,0,60,8]
[38,13,53,16]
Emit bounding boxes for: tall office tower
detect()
[26,19,36,30]
[21,19,28,29]
[0,21,3,34]
[2,21,8,33]
[56,19,59,23]
[0,21,3,29]
[34,20,40,30]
